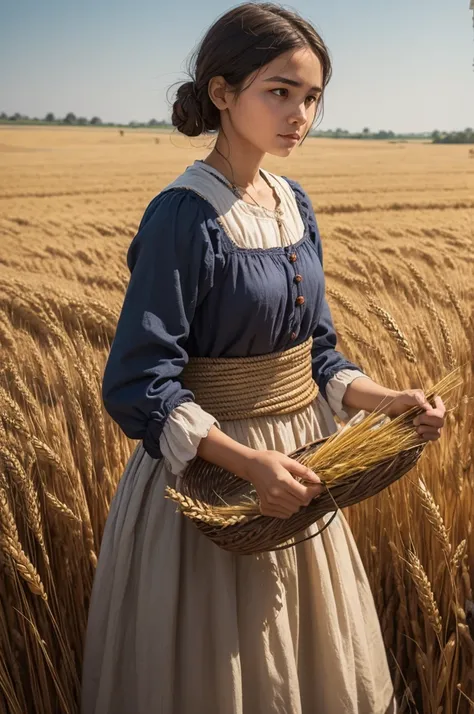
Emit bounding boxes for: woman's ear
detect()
[208,76,232,111]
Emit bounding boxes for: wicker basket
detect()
[177,436,426,555]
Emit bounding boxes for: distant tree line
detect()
[431,128,474,144]
[313,127,474,144]
[1,113,473,143]
[313,127,399,140]
[0,112,171,129]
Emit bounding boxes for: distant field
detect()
[0,126,473,713]
[0,125,472,294]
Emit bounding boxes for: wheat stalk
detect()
[0,388,31,436]
[419,294,457,370]
[3,360,43,422]
[406,550,442,635]
[417,325,438,360]
[415,478,451,555]
[341,326,390,366]
[407,262,431,295]
[44,490,82,527]
[0,313,17,350]
[0,487,47,600]
[327,288,371,328]
[367,299,417,363]
[0,129,473,711]
[325,268,371,290]
[451,539,467,572]
[165,488,256,527]
[0,446,49,564]
[437,314,457,370]
[438,277,470,332]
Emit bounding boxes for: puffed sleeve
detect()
[102,189,215,459]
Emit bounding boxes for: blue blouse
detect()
[102,178,361,458]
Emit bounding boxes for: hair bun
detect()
[172,81,204,137]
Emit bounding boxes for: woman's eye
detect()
[306,95,317,105]
[272,88,288,98]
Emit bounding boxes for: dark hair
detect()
[171,2,332,137]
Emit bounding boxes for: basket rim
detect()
[172,437,427,555]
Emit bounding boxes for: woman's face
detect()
[227,47,323,157]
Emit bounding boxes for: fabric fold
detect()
[160,401,219,476]
[326,369,370,422]
[82,393,395,714]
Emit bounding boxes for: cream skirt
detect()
[80,392,395,714]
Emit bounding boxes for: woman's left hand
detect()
[384,389,446,441]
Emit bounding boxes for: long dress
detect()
[80,161,396,714]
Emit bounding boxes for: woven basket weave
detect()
[178,436,426,555]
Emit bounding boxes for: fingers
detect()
[413,395,446,430]
[283,456,321,484]
[410,389,431,411]
[410,392,445,442]
[255,453,326,519]
[260,503,294,519]
[408,391,446,412]
[281,457,324,505]
[433,395,446,412]
[260,479,324,519]
[260,487,322,519]
[282,476,322,504]
[260,487,301,518]
[414,412,444,428]
[272,488,304,511]
[265,482,314,511]
[299,483,325,505]
[416,427,442,442]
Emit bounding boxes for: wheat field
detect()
[0,125,473,713]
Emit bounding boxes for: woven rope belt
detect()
[182,337,319,421]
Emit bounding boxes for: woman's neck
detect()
[203,132,266,191]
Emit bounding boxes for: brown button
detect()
[294,274,303,283]
[295,296,305,306]
[290,331,298,341]
[289,253,297,263]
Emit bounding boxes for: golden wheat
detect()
[0,127,472,713]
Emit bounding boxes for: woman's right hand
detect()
[238,450,324,519]
[197,427,324,520]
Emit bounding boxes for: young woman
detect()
[81,4,446,713]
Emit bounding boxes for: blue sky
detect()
[1,0,473,132]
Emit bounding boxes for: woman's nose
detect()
[288,105,307,127]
